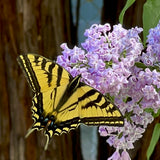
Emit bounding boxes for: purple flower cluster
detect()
[56,23,160,159]
[141,21,160,65]
[57,24,143,95]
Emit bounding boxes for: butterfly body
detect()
[17,54,124,150]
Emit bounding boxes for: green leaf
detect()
[135,62,160,72]
[149,65,160,72]
[147,123,160,160]
[124,110,133,123]
[144,108,154,114]
[144,108,160,118]
[154,85,160,94]
[135,62,147,69]
[105,61,112,68]
[105,93,115,103]
[143,0,160,44]
[153,109,160,118]
[119,0,136,24]
[136,97,143,105]
[118,132,123,139]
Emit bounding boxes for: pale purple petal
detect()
[120,150,131,160]
[108,150,120,160]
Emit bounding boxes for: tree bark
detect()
[0,0,82,160]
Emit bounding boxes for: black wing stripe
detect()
[48,63,56,86]
[33,55,40,64]
[41,58,47,70]
[18,55,41,92]
[53,88,57,109]
[78,89,106,109]
[81,94,103,109]
[79,89,96,101]
[57,66,63,87]
[58,101,78,113]
[41,58,54,87]
[25,55,41,92]
[81,117,124,122]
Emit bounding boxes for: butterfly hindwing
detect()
[55,82,124,128]
[45,77,124,139]
[77,83,124,126]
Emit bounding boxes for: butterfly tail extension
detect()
[43,124,74,150]
[25,121,44,138]
[44,129,54,150]
[25,128,35,138]
[43,124,72,150]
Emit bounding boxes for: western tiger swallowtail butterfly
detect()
[17,54,124,150]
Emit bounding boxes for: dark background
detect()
[0,0,160,159]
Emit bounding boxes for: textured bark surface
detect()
[135,117,160,160]
[0,0,82,160]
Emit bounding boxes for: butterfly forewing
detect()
[17,54,76,141]
[17,54,72,92]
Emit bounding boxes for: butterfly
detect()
[17,54,124,150]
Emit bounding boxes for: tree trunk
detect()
[0,0,82,160]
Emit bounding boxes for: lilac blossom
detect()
[141,21,160,64]
[120,150,131,160]
[108,149,120,160]
[56,22,160,159]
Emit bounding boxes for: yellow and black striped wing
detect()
[77,84,124,125]
[54,83,124,135]
[17,54,74,135]
[17,54,72,93]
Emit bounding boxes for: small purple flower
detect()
[108,150,121,160]
[120,150,131,160]
[87,53,105,72]
[141,52,155,66]
[142,85,157,100]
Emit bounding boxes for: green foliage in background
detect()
[119,0,160,44]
